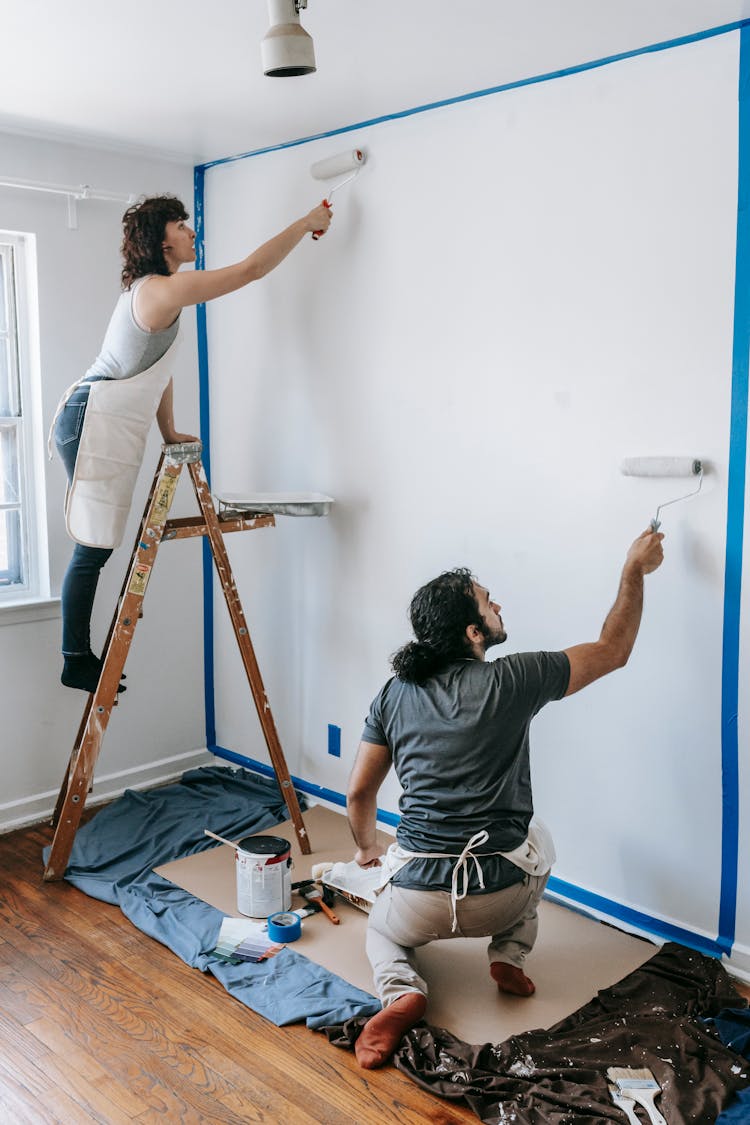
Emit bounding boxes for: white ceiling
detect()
[1,1,749,166]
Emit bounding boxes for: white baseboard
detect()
[724,942,750,983]
[0,748,214,834]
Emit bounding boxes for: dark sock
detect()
[355,992,427,1069]
[490,962,535,996]
[61,652,126,694]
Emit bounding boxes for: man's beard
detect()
[481,622,507,651]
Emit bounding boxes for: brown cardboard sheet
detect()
[155,803,656,1044]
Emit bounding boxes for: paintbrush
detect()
[607,1082,641,1125]
[299,884,340,924]
[606,1067,667,1125]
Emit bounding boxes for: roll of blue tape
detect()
[267,911,302,943]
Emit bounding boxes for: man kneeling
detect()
[346,529,664,1069]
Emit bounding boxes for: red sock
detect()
[490,962,535,996]
[355,992,427,1069]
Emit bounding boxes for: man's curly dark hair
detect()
[120,194,189,289]
[391,567,488,684]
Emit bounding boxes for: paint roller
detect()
[620,457,704,530]
[309,148,366,239]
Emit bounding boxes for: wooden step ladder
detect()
[44,441,310,881]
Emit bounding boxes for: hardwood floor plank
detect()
[0,1042,54,1101]
[33,1052,148,1125]
[0,987,56,1061]
[37,1086,120,1125]
[27,1018,145,1117]
[0,1083,61,1125]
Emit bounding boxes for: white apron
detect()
[375,816,556,931]
[49,340,178,550]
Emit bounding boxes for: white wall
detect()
[0,131,210,831]
[203,33,749,969]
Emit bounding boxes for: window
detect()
[0,232,48,603]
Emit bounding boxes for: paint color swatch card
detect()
[214,917,281,963]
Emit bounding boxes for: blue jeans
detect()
[55,382,113,656]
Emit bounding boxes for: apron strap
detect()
[384,817,555,932]
[449,829,490,932]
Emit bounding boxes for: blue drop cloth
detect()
[716,1087,750,1124]
[706,1007,750,1059]
[43,766,380,1028]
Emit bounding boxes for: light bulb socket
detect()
[262,0,316,77]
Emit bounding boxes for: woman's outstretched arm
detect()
[138,202,332,328]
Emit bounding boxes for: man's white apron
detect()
[375,816,556,931]
[49,340,177,549]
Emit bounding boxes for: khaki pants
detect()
[366,872,549,1007]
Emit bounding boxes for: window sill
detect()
[0,596,61,625]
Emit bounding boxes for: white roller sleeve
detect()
[620,457,702,477]
[310,149,365,180]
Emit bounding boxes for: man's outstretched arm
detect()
[347,740,393,867]
[563,528,664,696]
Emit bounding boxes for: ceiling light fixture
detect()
[262,0,316,77]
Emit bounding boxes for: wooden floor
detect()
[0,816,478,1125]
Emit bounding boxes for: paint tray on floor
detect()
[216,492,334,517]
[320,858,387,913]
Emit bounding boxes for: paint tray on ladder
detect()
[216,491,334,517]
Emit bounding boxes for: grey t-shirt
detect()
[361,651,570,893]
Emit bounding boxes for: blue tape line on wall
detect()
[193,164,216,749]
[716,23,750,955]
[197,20,750,173]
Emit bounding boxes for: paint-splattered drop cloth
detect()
[324,943,750,1123]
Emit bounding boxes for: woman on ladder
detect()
[52,194,332,694]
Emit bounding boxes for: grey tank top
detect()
[84,276,180,381]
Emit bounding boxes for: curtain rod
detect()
[0,175,136,230]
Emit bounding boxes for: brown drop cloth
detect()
[323,943,750,1123]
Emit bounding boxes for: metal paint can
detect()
[235,835,292,917]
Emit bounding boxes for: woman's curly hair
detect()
[120,195,189,289]
[391,567,486,684]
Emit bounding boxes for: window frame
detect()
[0,231,50,607]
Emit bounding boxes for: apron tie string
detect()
[449,829,490,932]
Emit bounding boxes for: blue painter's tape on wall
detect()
[545,877,725,960]
[193,163,216,750]
[328,724,341,758]
[197,19,750,173]
[209,745,401,828]
[715,22,750,957]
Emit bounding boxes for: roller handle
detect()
[312,198,330,241]
[650,518,661,533]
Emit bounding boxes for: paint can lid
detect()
[236,834,290,858]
